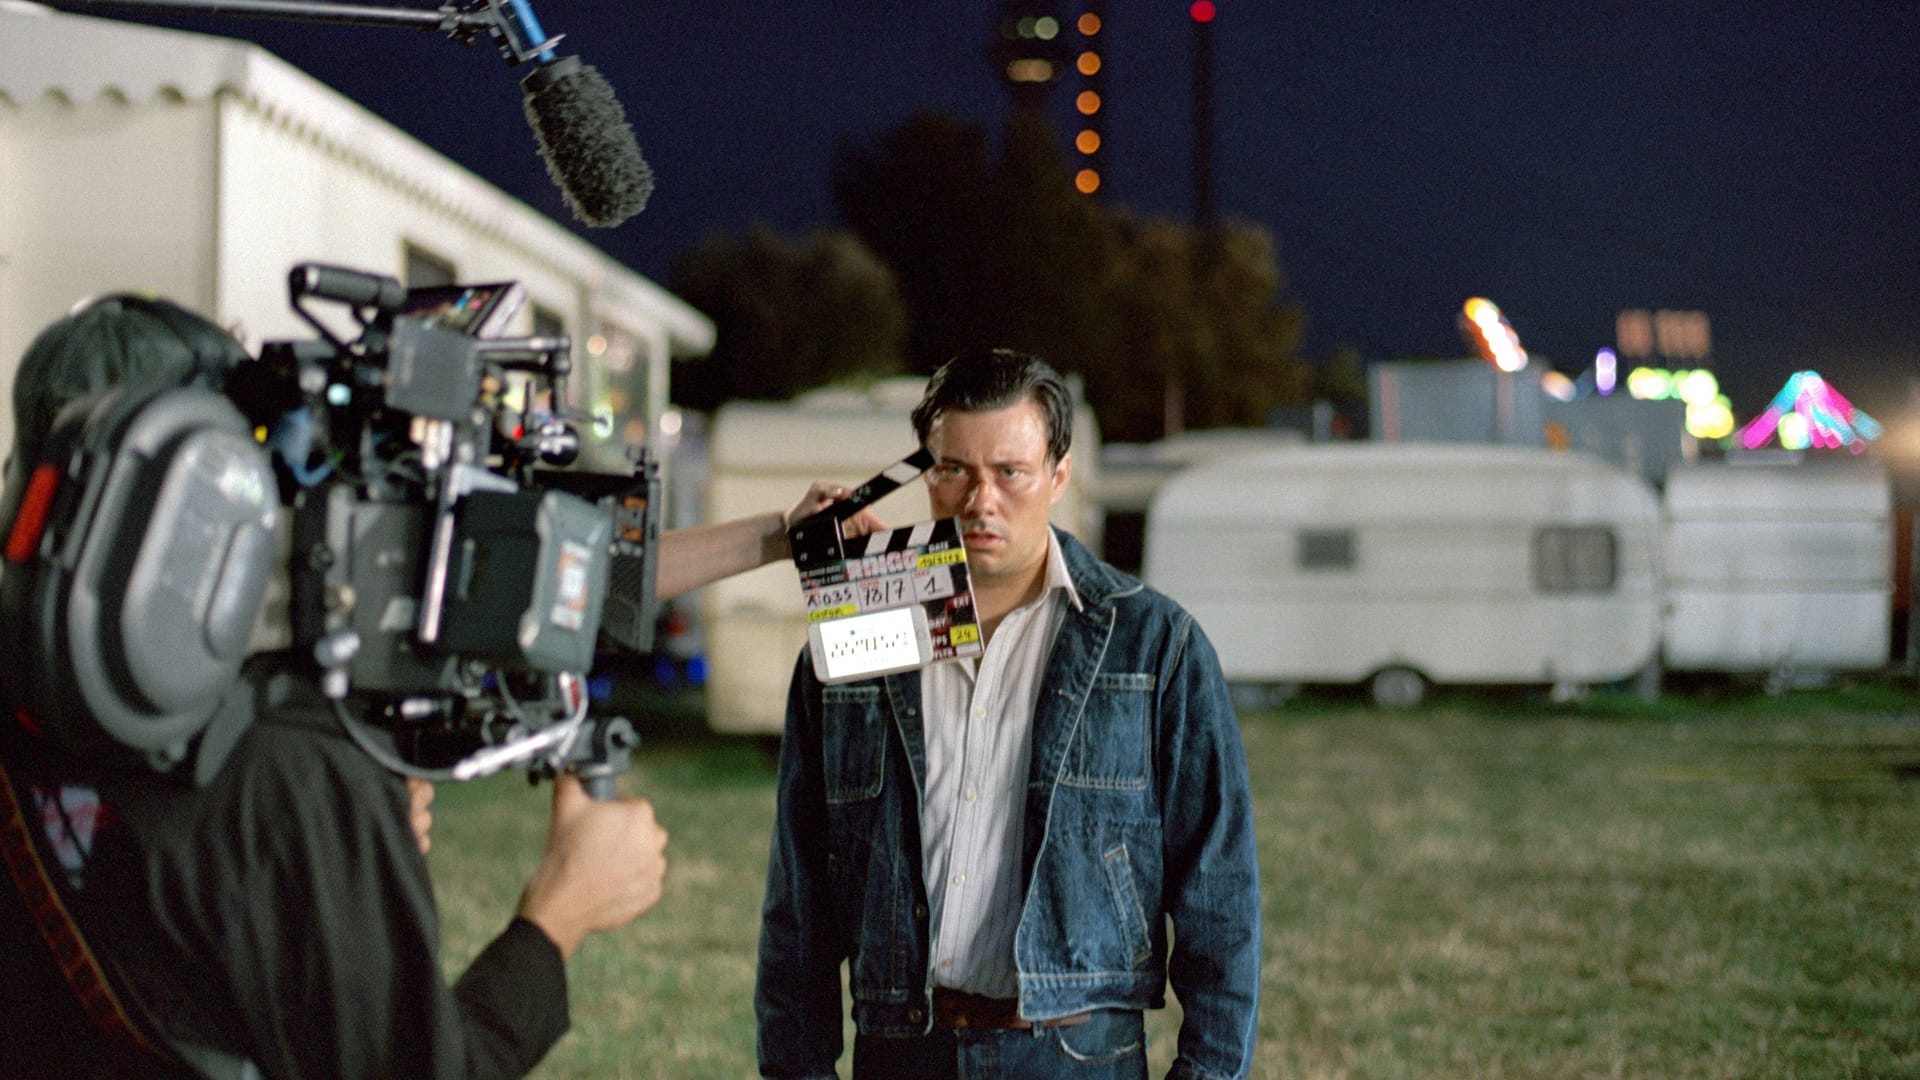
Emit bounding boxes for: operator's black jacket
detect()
[0,671,568,1079]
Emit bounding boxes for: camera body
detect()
[2,265,659,785]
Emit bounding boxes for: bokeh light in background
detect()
[1621,365,1735,441]
[1461,297,1528,372]
[1687,399,1736,441]
[1736,371,1883,453]
[1073,10,1101,197]
[1540,370,1576,402]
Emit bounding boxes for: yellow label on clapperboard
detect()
[808,604,859,623]
[948,623,980,646]
[917,549,966,569]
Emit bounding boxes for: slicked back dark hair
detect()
[911,347,1073,465]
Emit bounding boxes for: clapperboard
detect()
[786,448,984,684]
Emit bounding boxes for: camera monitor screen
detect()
[401,282,526,338]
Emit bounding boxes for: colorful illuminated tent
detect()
[1735,371,1882,452]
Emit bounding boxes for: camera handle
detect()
[563,715,638,801]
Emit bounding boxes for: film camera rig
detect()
[241,264,661,795]
[2,263,660,796]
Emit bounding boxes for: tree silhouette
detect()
[668,226,906,411]
[834,110,1307,442]
[671,111,1308,441]
[1313,346,1371,408]
[831,110,1115,376]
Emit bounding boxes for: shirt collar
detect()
[1040,528,1082,612]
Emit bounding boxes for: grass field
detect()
[427,680,1920,1079]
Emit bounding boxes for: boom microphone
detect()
[46,0,657,229]
[487,0,654,228]
[521,56,654,228]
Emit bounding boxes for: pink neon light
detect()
[1736,371,1881,450]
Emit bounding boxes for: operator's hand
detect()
[784,479,887,540]
[405,776,435,856]
[517,773,668,960]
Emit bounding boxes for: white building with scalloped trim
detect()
[0,0,712,466]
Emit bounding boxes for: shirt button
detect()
[914,903,928,919]
[909,1008,924,1022]
[951,874,965,886]
[964,786,977,801]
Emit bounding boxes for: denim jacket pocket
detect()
[820,684,886,802]
[1061,672,1153,790]
[1101,842,1154,967]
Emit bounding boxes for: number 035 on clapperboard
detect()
[785,449,984,684]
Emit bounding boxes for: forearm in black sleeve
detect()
[452,916,571,1080]
[206,723,570,1080]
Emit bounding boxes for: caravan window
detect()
[1532,526,1616,592]
[1297,528,1356,571]
[404,243,457,288]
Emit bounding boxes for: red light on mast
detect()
[1190,1,1216,22]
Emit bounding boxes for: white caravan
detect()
[1143,443,1663,706]
[699,379,1101,734]
[1661,458,1891,686]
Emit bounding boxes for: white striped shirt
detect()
[919,533,1080,998]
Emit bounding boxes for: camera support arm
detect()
[38,0,560,61]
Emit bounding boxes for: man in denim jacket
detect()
[757,348,1260,1079]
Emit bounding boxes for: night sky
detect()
[46,1,1920,427]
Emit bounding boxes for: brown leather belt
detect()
[930,987,1091,1030]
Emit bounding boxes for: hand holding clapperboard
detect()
[785,449,985,684]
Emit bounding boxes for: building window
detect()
[404,244,456,288]
[1533,527,1617,592]
[1297,528,1355,571]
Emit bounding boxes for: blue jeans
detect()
[853,1010,1148,1080]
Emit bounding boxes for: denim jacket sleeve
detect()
[1158,615,1262,1080]
[755,653,845,1080]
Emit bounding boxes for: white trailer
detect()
[1142,443,1663,707]
[1660,458,1892,686]
[700,379,1100,734]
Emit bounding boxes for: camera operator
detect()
[0,294,870,1079]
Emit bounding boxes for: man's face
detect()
[923,399,1070,589]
